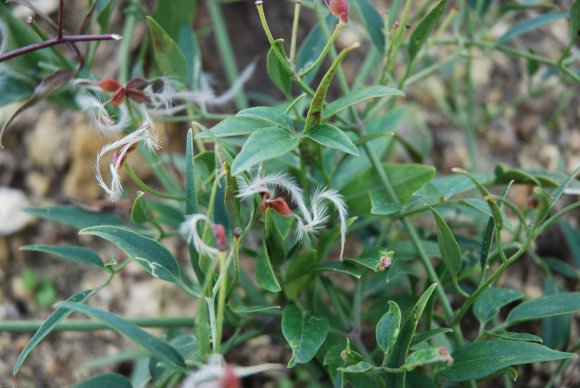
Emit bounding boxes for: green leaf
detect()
[499,12,569,43]
[25,205,123,229]
[13,289,96,374]
[153,0,196,42]
[403,347,450,371]
[339,361,377,374]
[289,262,364,280]
[487,330,543,343]
[426,206,462,288]
[268,39,292,97]
[0,71,34,106]
[74,373,132,388]
[571,0,580,43]
[96,0,115,34]
[370,192,401,215]
[505,292,580,327]
[386,284,438,387]
[80,226,192,290]
[419,173,495,201]
[376,301,401,353]
[408,1,449,63]
[20,245,105,270]
[304,124,359,156]
[325,86,404,118]
[231,127,299,175]
[411,328,453,347]
[197,106,294,139]
[357,0,386,53]
[342,163,436,213]
[256,244,281,292]
[264,209,287,264]
[282,305,329,368]
[131,192,149,224]
[439,340,576,381]
[473,287,524,326]
[60,302,187,371]
[558,221,580,267]
[147,16,188,83]
[185,129,199,215]
[230,305,281,314]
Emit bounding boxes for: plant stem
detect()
[290,0,302,65]
[118,0,140,84]
[299,21,345,77]
[0,317,195,333]
[0,34,120,63]
[124,163,185,200]
[206,0,248,109]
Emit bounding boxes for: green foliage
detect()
[4,0,580,386]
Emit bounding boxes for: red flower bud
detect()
[212,224,228,252]
[329,0,348,23]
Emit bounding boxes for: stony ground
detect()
[0,1,579,387]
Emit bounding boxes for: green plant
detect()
[1,0,580,386]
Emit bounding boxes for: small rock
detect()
[0,187,34,236]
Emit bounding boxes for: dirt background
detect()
[0,0,579,387]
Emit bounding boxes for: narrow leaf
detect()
[80,226,192,290]
[73,373,132,388]
[59,302,187,371]
[499,12,569,43]
[408,1,449,63]
[357,0,386,53]
[25,205,122,229]
[131,191,149,224]
[426,206,462,288]
[268,39,292,97]
[20,245,105,270]
[147,16,188,82]
[13,289,96,374]
[505,292,580,327]
[439,340,576,381]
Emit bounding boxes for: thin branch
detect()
[57,0,64,40]
[0,34,121,63]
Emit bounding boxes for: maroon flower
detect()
[98,77,148,106]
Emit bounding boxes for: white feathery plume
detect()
[179,214,221,258]
[308,187,348,259]
[236,172,311,222]
[77,94,130,136]
[95,122,160,201]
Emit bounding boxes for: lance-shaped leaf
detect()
[473,287,524,326]
[268,39,292,97]
[282,305,329,367]
[59,302,188,371]
[439,340,576,381]
[408,1,449,63]
[386,284,438,387]
[147,16,187,83]
[324,85,404,118]
[256,243,281,293]
[20,245,105,271]
[426,206,463,290]
[80,226,195,293]
[504,292,580,327]
[13,289,96,374]
[74,373,132,388]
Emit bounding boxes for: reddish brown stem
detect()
[0,34,120,63]
[57,0,64,40]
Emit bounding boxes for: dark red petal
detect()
[110,88,126,106]
[125,77,149,91]
[98,79,122,92]
[266,197,293,217]
[212,224,227,252]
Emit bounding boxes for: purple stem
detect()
[57,0,64,40]
[0,34,119,63]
